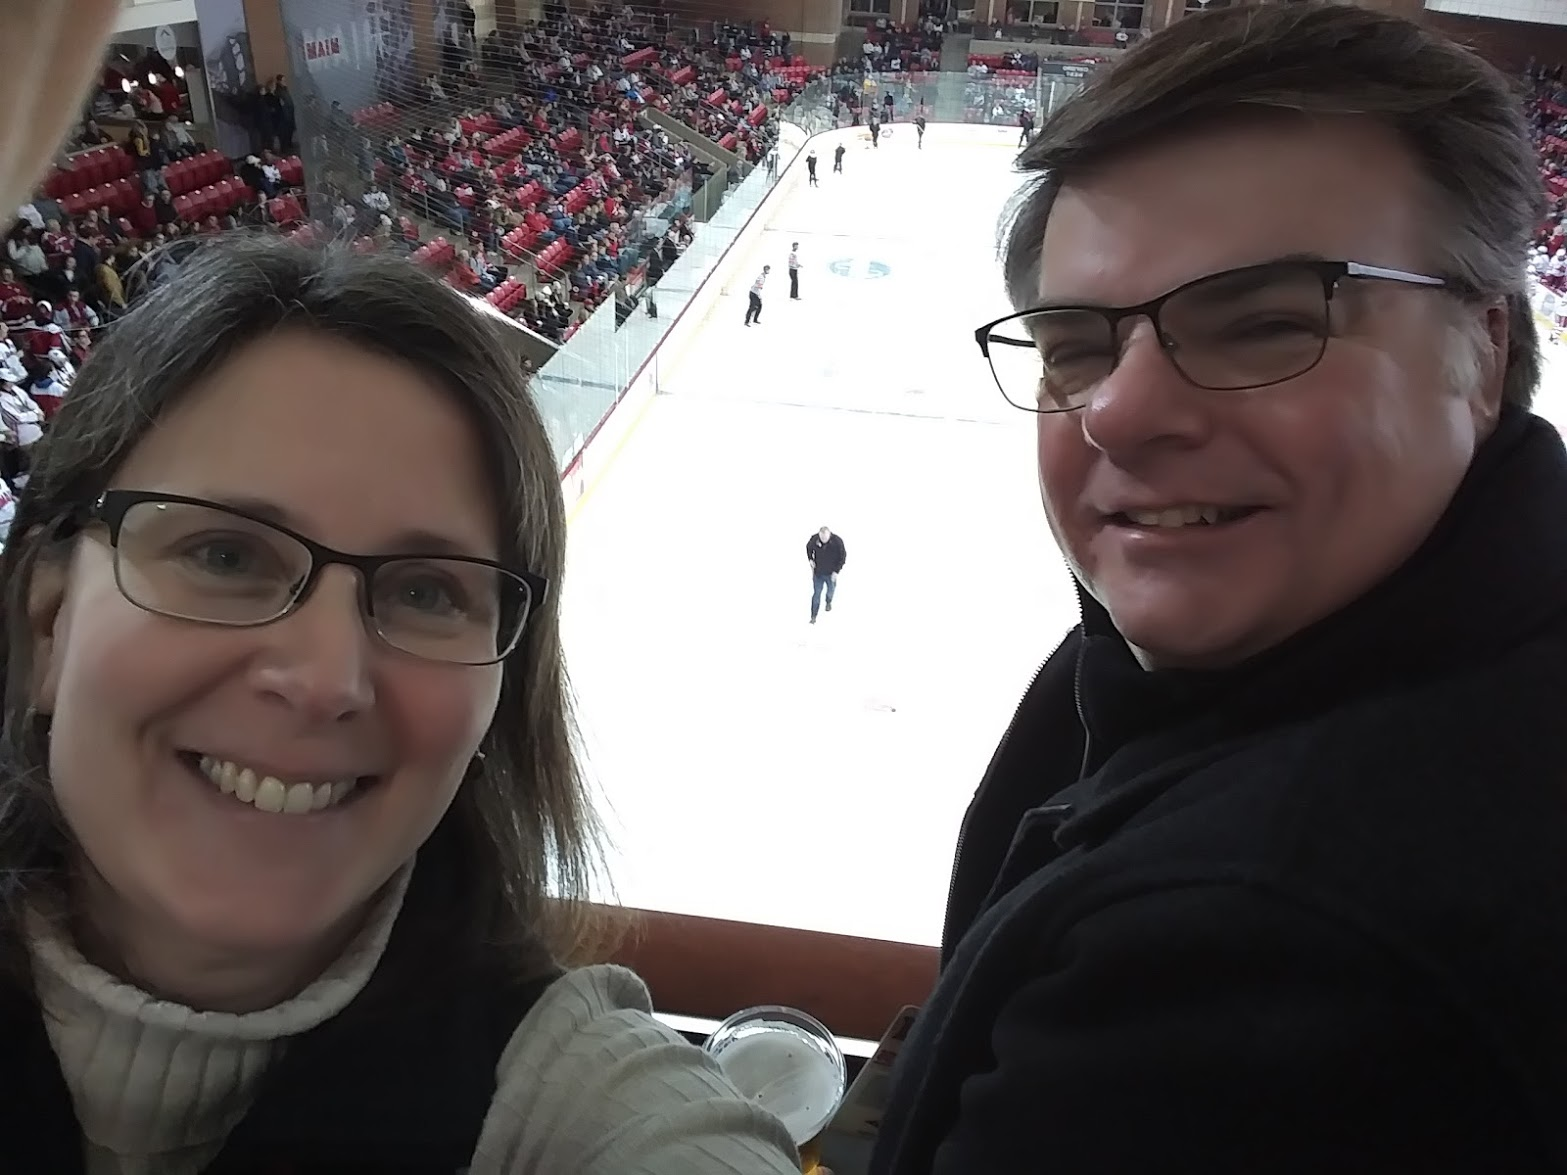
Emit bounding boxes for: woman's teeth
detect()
[196,755,359,815]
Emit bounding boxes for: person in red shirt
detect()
[0,268,32,326]
[69,327,92,368]
[40,220,71,261]
[56,290,97,331]
[25,316,65,360]
[129,193,159,239]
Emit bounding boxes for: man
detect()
[744,264,769,327]
[833,143,846,174]
[788,243,801,300]
[806,526,845,625]
[806,149,819,187]
[872,5,1567,1173]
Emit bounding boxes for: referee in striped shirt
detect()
[744,265,770,326]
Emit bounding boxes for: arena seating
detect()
[43,144,133,198]
[9,8,814,363]
[410,237,457,270]
[486,277,529,311]
[162,151,231,196]
[351,102,399,130]
[266,193,306,226]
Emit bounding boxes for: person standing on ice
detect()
[806,526,847,624]
[744,265,770,326]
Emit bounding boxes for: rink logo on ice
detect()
[828,258,892,281]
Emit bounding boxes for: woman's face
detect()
[31,332,507,1001]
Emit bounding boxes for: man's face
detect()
[1033,117,1504,669]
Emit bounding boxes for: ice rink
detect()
[562,126,1567,948]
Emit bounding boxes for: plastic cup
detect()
[705,1005,847,1172]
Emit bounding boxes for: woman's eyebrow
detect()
[198,493,493,559]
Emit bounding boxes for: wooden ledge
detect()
[608,908,938,1042]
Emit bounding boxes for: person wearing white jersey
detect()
[788,244,801,300]
[745,264,770,326]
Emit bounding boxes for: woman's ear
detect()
[27,555,69,716]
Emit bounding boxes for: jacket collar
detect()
[1059,407,1567,845]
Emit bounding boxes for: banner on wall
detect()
[302,31,348,67]
[1038,61,1097,80]
[279,0,415,112]
[193,0,255,158]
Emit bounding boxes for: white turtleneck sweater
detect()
[26,871,800,1175]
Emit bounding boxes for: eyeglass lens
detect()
[111,499,529,664]
[985,263,1334,412]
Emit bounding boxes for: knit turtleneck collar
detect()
[1072,406,1567,773]
[25,863,412,1173]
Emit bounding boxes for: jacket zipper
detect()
[1074,636,1094,778]
[939,631,1075,958]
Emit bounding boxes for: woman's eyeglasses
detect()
[85,489,545,666]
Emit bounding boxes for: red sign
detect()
[303,35,343,63]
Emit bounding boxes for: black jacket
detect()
[871,407,1567,1175]
[0,836,561,1174]
[808,532,847,576]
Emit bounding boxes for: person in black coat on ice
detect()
[871,6,1567,1174]
[806,526,845,624]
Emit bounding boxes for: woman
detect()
[0,237,800,1174]
[128,119,166,198]
[94,253,127,314]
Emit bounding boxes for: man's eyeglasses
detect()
[84,490,545,666]
[974,259,1452,414]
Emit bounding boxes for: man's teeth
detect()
[196,755,358,815]
[1122,505,1235,528]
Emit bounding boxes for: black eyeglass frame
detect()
[83,489,548,665]
[973,258,1454,414]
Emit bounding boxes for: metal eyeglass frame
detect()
[83,489,547,666]
[973,258,1452,413]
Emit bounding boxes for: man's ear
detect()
[27,553,68,716]
[1478,298,1512,422]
